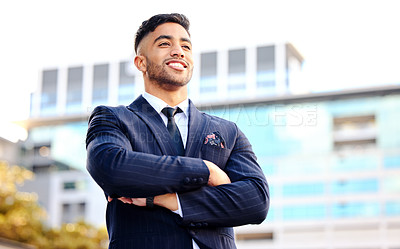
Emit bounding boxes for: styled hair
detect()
[134,13,190,54]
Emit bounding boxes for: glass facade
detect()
[202,94,400,220]
[66,66,83,113]
[384,155,400,168]
[282,183,325,196]
[200,52,218,94]
[257,45,275,90]
[386,201,400,216]
[118,61,135,105]
[40,69,58,116]
[28,121,87,171]
[283,204,327,220]
[228,48,246,92]
[26,91,400,222]
[92,63,109,107]
[33,44,305,118]
[331,179,379,194]
[331,202,380,218]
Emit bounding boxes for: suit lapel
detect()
[185,100,210,157]
[127,95,176,156]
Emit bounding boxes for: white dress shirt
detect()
[142,92,200,249]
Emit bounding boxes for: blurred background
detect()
[1,0,400,248]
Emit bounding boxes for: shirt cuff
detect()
[171,193,183,217]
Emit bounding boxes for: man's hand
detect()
[107,196,146,205]
[108,160,230,209]
[108,193,178,211]
[203,160,231,186]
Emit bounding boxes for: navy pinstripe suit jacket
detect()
[86,95,269,249]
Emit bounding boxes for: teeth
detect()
[169,63,184,68]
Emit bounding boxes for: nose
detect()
[170,46,185,58]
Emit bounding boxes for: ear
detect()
[134,55,146,73]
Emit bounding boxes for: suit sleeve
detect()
[86,105,210,198]
[178,124,270,227]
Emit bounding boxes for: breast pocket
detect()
[200,144,232,170]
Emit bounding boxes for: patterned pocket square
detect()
[204,131,225,148]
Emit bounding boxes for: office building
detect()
[19,42,400,248]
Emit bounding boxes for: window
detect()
[66,66,83,113]
[282,204,327,220]
[62,203,71,223]
[63,180,86,191]
[286,43,303,89]
[282,182,325,196]
[228,48,246,91]
[331,179,378,194]
[257,45,275,89]
[386,201,400,216]
[334,155,379,171]
[384,155,400,169]
[332,202,380,218]
[118,61,135,104]
[92,64,109,106]
[266,206,275,220]
[78,202,86,218]
[61,202,86,223]
[333,115,376,151]
[41,69,58,115]
[200,52,217,93]
[63,181,76,190]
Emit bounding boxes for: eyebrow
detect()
[153,35,192,45]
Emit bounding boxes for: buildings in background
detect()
[224,85,400,249]
[11,41,400,248]
[29,42,303,119]
[0,137,20,166]
[19,42,302,228]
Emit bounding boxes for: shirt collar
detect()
[142,92,189,117]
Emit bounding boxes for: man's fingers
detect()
[118,197,133,204]
[113,197,146,206]
[107,196,113,202]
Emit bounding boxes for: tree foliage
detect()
[0,161,108,249]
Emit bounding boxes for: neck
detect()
[144,81,188,107]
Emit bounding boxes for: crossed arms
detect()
[110,159,230,211]
[86,106,269,227]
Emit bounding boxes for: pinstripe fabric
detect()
[86,95,269,249]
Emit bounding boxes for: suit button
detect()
[198,177,204,183]
[189,230,196,236]
[202,222,208,227]
[189,223,196,227]
[184,177,190,184]
[192,178,198,184]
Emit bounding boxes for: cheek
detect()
[186,55,194,66]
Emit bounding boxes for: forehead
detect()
[147,22,190,43]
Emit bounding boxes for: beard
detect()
[146,57,192,90]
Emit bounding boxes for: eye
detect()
[182,45,191,51]
[159,42,170,47]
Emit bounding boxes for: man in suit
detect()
[86,13,269,249]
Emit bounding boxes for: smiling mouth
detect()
[166,61,188,70]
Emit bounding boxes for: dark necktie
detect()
[161,107,185,156]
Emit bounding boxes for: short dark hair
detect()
[134,13,190,54]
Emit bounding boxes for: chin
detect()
[160,81,189,91]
